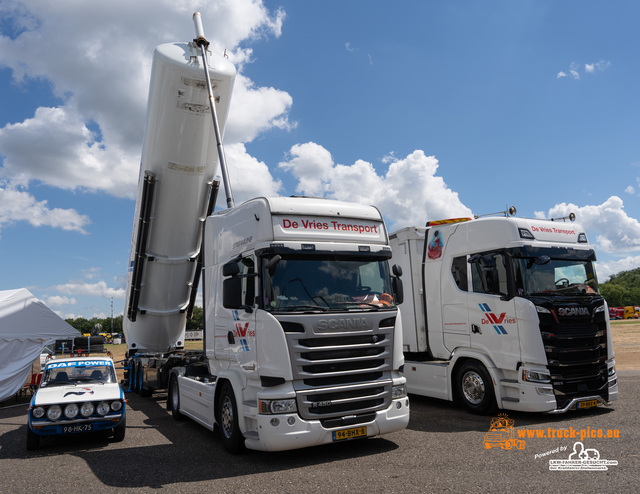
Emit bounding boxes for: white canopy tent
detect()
[0,288,78,402]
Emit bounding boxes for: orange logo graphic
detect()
[483,414,526,451]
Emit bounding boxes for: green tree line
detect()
[65,306,204,334]
[599,267,640,307]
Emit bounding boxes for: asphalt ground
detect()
[1,371,637,494]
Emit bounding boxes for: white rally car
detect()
[27,356,126,450]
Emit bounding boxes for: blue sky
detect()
[1,0,639,320]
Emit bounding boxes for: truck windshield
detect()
[513,257,599,297]
[262,256,395,312]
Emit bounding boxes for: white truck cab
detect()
[390,215,618,413]
[162,196,409,452]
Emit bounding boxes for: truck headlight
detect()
[47,405,62,421]
[392,384,407,399]
[259,399,297,414]
[64,404,79,419]
[522,369,551,384]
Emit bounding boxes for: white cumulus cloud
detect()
[279,144,472,230]
[540,196,640,253]
[45,296,77,308]
[54,281,125,299]
[0,1,292,213]
[0,186,89,234]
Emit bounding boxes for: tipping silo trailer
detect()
[123,14,409,453]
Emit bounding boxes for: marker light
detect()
[518,228,535,240]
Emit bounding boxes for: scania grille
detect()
[300,382,391,418]
[278,314,396,420]
[536,302,609,408]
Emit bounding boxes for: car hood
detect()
[34,383,122,406]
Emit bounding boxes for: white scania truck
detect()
[123,14,409,453]
[389,212,618,414]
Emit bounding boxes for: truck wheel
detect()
[456,361,497,414]
[112,416,126,442]
[218,382,245,454]
[168,375,185,420]
[26,427,40,451]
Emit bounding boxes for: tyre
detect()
[26,427,40,451]
[112,416,126,442]
[217,381,245,454]
[168,375,185,420]
[456,361,497,414]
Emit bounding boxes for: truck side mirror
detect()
[392,277,404,305]
[392,264,403,277]
[223,277,243,309]
[222,261,240,277]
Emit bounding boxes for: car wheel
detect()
[217,381,245,454]
[26,427,40,451]
[168,375,185,420]
[112,416,126,442]
[456,361,497,414]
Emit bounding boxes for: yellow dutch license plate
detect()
[333,426,367,441]
[577,399,598,409]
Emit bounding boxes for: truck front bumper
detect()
[499,378,618,413]
[244,397,410,452]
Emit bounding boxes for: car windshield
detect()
[513,257,599,297]
[41,362,117,387]
[263,256,395,312]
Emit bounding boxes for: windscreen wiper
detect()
[277,305,328,312]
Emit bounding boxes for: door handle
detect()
[472,324,481,334]
[227,331,235,344]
